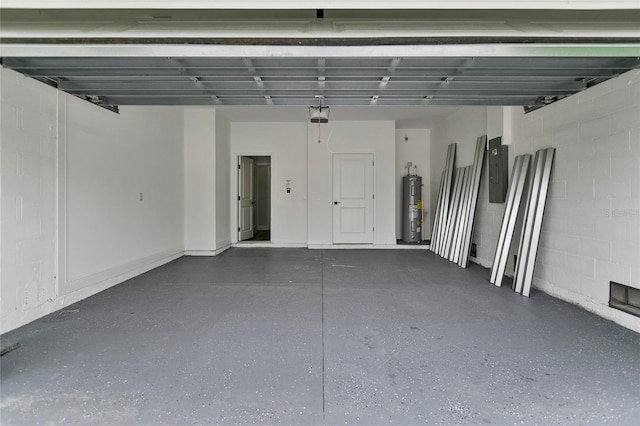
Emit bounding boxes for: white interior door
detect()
[333,153,374,244]
[238,156,255,241]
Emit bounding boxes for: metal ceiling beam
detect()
[2,43,639,58]
[317,58,326,90]
[56,80,586,92]
[6,67,632,80]
[60,90,577,99]
[100,96,545,106]
[169,58,222,105]
[5,56,639,67]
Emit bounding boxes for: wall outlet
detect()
[138,192,143,201]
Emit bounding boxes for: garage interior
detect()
[1,1,640,424]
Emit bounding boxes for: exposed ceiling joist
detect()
[1,5,639,111]
[3,54,637,109]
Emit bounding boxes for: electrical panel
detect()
[488,136,508,203]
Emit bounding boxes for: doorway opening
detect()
[238,155,271,242]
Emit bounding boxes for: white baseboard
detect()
[233,242,307,248]
[1,250,183,334]
[308,244,430,250]
[184,250,216,256]
[64,248,182,294]
[184,244,230,257]
[533,281,640,334]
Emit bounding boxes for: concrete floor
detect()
[1,248,639,425]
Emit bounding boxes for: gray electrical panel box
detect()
[488,136,508,203]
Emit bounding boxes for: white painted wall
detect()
[1,68,184,333]
[308,120,396,246]
[184,108,217,253]
[215,116,231,250]
[431,71,640,333]
[230,122,307,245]
[1,68,58,333]
[430,107,487,231]
[64,101,183,292]
[396,129,431,240]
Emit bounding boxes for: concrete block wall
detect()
[438,70,639,332]
[1,70,58,328]
[1,68,185,334]
[510,70,640,332]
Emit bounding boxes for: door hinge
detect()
[373,194,375,199]
[238,164,241,170]
[238,196,241,201]
[238,227,241,232]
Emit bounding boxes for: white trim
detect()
[185,243,231,256]
[233,242,307,248]
[533,280,640,334]
[184,250,217,256]
[64,249,183,293]
[2,44,639,58]
[3,1,637,10]
[1,250,182,334]
[308,244,430,250]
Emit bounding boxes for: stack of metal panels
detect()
[442,166,468,259]
[450,166,473,264]
[458,136,488,268]
[490,154,532,287]
[513,148,556,297]
[430,143,456,255]
[430,136,487,268]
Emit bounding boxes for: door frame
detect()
[234,154,272,243]
[238,156,255,241]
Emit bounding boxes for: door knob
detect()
[334,201,340,205]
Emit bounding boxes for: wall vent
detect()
[609,281,640,318]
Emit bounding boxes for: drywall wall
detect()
[396,129,431,240]
[64,100,184,292]
[230,122,307,245]
[215,116,231,250]
[184,108,217,253]
[429,107,487,233]
[1,68,184,333]
[308,120,396,246]
[183,107,231,254]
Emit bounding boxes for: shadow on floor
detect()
[246,229,270,241]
